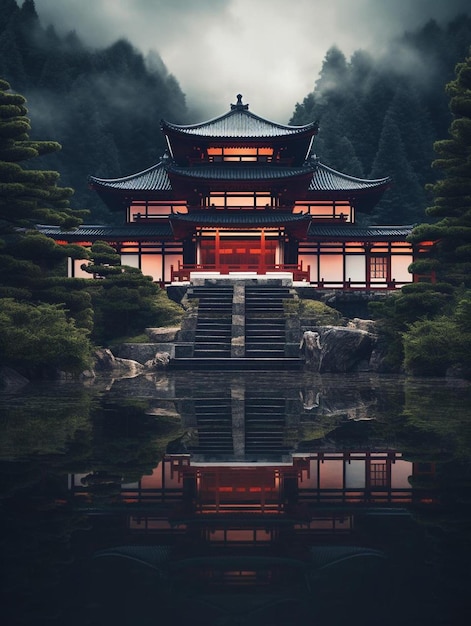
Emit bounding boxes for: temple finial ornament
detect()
[231,93,249,110]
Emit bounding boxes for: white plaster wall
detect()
[319,254,343,282]
[70,258,92,278]
[121,253,139,269]
[345,255,365,283]
[298,254,318,281]
[141,255,164,282]
[391,255,413,283]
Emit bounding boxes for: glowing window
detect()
[207,146,274,162]
[370,256,388,279]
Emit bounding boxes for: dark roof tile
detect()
[37,223,173,239]
[309,163,390,192]
[167,163,315,181]
[308,224,413,239]
[171,210,309,226]
[162,107,317,139]
[89,161,172,192]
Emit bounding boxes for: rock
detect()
[302,326,376,373]
[144,352,170,370]
[347,318,377,333]
[299,331,322,367]
[145,326,180,342]
[93,348,144,377]
[0,366,29,392]
[114,342,175,363]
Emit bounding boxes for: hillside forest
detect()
[0,0,470,225]
[0,0,471,380]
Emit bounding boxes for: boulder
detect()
[144,352,170,370]
[145,326,180,342]
[0,366,29,392]
[93,348,144,377]
[114,342,175,363]
[301,326,376,373]
[347,318,377,333]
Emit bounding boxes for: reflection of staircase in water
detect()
[245,392,289,457]
[186,385,289,462]
[188,390,234,456]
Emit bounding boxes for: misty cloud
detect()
[34,0,470,122]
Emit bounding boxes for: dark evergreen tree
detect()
[82,241,182,344]
[0,78,84,232]
[409,49,471,286]
[373,50,471,378]
[369,99,427,225]
[290,17,471,225]
[0,77,92,374]
[0,3,189,222]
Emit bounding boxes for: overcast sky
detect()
[34,0,470,122]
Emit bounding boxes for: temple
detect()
[40,94,417,288]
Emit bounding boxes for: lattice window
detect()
[370,256,388,279]
[370,462,387,487]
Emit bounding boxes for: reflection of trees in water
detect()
[1,373,471,624]
[0,387,186,625]
[0,457,90,624]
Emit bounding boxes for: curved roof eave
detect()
[166,163,317,182]
[170,210,310,226]
[88,161,172,192]
[36,223,174,240]
[309,162,391,193]
[161,109,318,140]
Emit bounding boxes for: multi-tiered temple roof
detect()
[89,94,390,214]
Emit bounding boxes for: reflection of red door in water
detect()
[200,238,277,271]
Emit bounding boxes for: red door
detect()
[200,237,276,272]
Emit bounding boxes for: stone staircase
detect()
[191,286,233,358]
[173,279,301,370]
[245,285,291,359]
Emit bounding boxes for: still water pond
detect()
[1,370,471,626]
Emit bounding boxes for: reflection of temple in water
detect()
[70,378,435,536]
[68,379,436,624]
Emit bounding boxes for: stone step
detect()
[245,350,285,357]
[170,358,302,370]
[193,351,232,358]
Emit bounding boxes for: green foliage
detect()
[0,78,93,377]
[403,316,471,377]
[0,78,84,232]
[372,48,471,378]
[82,241,183,344]
[409,48,471,287]
[0,298,92,374]
[291,19,471,224]
[0,4,188,221]
[284,298,342,325]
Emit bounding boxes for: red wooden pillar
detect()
[364,243,372,289]
[260,228,266,274]
[215,228,220,271]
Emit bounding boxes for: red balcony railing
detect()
[170,261,310,282]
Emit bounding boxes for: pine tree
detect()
[408,49,471,286]
[369,106,425,225]
[0,77,85,232]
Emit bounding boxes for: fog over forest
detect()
[0,0,470,223]
[33,0,471,121]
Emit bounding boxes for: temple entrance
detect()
[199,235,278,272]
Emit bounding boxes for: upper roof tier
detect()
[161,94,319,166]
[88,159,390,213]
[161,94,319,139]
